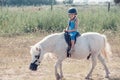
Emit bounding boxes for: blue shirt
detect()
[68,17,77,40]
[68,17,77,33]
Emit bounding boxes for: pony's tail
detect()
[101,35,112,59]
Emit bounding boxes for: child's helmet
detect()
[68,7,77,15]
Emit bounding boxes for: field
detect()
[0,6,120,80]
[0,32,120,80]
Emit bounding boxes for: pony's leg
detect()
[98,54,110,78]
[86,54,97,79]
[59,62,63,78]
[55,59,63,80]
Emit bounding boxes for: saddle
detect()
[64,31,80,57]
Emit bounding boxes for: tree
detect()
[0,0,6,6]
[63,0,73,4]
[0,0,57,6]
[114,0,120,5]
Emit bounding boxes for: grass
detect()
[0,5,120,36]
[0,6,67,36]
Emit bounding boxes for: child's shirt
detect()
[68,17,77,33]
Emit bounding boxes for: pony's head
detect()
[29,45,42,71]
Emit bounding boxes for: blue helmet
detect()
[68,7,77,15]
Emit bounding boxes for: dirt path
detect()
[0,34,120,80]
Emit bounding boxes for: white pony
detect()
[29,32,111,80]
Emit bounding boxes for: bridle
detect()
[29,53,41,71]
[33,53,41,65]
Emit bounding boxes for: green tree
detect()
[1,0,57,6]
[63,0,73,4]
[114,0,120,5]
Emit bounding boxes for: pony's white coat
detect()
[30,32,111,80]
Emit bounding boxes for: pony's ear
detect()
[36,47,41,52]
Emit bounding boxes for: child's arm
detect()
[64,24,69,32]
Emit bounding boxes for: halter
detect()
[33,53,41,65]
[29,53,41,71]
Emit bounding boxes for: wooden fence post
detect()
[108,2,110,12]
[51,0,53,11]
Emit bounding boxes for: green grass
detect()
[0,6,120,36]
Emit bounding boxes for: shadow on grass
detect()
[84,77,120,80]
[109,77,120,80]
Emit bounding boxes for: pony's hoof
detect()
[85,77,90,79]
[85,76,92,80]
[56,73,65,80]
[56,73,61,80]
[105,73,110,78]
[105,75,110,78]
[59,76,64,80]
[61,77,66,80]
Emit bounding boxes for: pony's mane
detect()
[33,32,64,49]
[30,32,64,55]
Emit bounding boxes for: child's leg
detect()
[70,40,75,52]
[69,32,76,53]
[71,40,75,49]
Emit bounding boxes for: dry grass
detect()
[0,33,120,80]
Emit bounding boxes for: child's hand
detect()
[67,30,71,32]
[63,29,67,32]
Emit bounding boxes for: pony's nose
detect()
[29,63,38,71]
